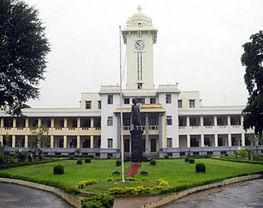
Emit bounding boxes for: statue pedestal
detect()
[130,129,143,162]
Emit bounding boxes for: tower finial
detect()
[137,5,142,13]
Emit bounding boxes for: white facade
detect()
[0,7,261,158]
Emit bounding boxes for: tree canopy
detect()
[0,0,50,115]
[241,30,263,137]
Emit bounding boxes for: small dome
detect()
[126,6,153,28]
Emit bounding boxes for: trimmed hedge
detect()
[77,159,83,165]
[214,157,263,165]
[0,158,62,170]
[150,159,156,166]
[140,170,148,176]
[84,158,91,163]
[81,194,113,208]
[116,160,121,167]
[53,165,64,175]
[112,171,120,176]
[0,172,79,194]
[188,158,195,164]
[196,163,206,173]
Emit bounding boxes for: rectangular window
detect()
[167,138,172,148]
[179,116,187,127]
[124,98,130,104]
[107,95,113,104]
[166,94,171,104]
[150,97,156,104]
[166,116,172,125]
[137,98,145,104]
[189,99,195,108]
[178,99,182,108]
[107,116,113,126]
[98,101,101,109]
[85,101,92,109]
[107,138,113,148]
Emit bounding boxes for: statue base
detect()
[130,129,143,162]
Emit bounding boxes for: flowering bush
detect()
[78,179,98,189]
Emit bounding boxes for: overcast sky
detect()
[25,0,263,108]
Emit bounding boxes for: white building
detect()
[0,7,261,158]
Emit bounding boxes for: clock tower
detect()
[122,6,157,90]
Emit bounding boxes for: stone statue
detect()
[131,98,141,130]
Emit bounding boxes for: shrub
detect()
[85,158,91,163]
[112,171,120,176]
[68,155,75,160]
[156,179,169,187]
[185,157,189,162]
[53,165,64,175]
[77,159,83,165]
[106,177,114,182]
[17,151,27,162]
[109,185,152,195]
[116,160,121,167]
[237,148,249,159]
[126,177,136,181]
[140,170,148,176]
[196,163,206,173]
[141,177,150,182]
[150,159,156,166]
[164,155,169,159]
[188,158,195,164]
[81,194,113,208]
[78,179,98,189]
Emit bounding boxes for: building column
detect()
[187,134,190,148]
[228,134,232,147]
[63,135,67,148]
[201,134,204,147]
[227,116,231,126]
[0,118,3,128]
[51,118,54,128]
[91,118,94,128]
[25,118,29,128]
[145,113,149,153]
[77,135,80,148]
[186,116,190,127]
[200,116,204,126]
[215,134,218,147]
[50,135,54,148]
[13,118,16,128]
[0,135,3,146]
[90,136,94,148]
[38,118,41,127]
[241,133,245,146]
[24,135,28,148]
[12,135,16,148]
[214,116,217,126]
[77,118,80,128]
[64,118,67,128]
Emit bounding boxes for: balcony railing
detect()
[149,125,158,130]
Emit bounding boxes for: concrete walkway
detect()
[0,182,72,208]
[164,179,263,208]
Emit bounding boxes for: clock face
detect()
[135,40,145,50]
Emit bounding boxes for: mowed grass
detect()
[0,159,262,193]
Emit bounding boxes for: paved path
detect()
[0,182,72,208]
[164,179,263,208]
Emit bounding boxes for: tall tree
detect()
[30,126,49,159]
[241,30,263,138]
[0,0,50,115]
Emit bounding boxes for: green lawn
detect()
[0,159,262,194]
